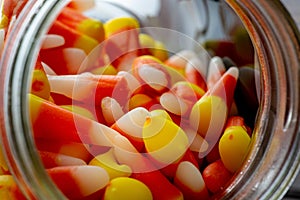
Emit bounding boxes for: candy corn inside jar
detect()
[0,0,299,199]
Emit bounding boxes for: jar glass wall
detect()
[0,0,299,199]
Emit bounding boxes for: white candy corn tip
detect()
[42,62,57,75]
[41,34,65,49]
[160,92,188,115]
[101,97,125,125]
[63,48,87,74]
[207,56,226,88]
[175,161,206,193]
[226,66,239,80]
[75,166,109,196]
[48,74,97,100]
[138,64,168,91]
[88,121,120,147]
[116,107,150,138]
[56,154,87,166]
[117,71,141,93]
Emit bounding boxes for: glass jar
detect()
[0,0,299,199]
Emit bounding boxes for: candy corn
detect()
[185,57,207,91]
[142,115,189,165]
[189,67,239,144]
[202,159,233,194]
[165,50,197,75]
[111,107,150,152]
[47,165,109,199]
[29,94,119,147]
[40,47,87,75]
[206,56,226,89]
[60,104,97,121]
[0,1,259,199]
[47,73,130,108]
[101,97,125,126]
[174,161,209,200]
[103,177,153,200]
[89,149,132,180]
[132,170,184,200]
[160,149,199,179]
[39,151,86,169]
[103,17,141,71]
[35,139,95,163]
[138,33,169,61]
[48,21,98,54]
[129,93,159,111]
[160,92,189,116]
[219,121,251,173]
[40,16,102,75]
[165,50,207,90]
[132,55,171,94]
[57,7,105,43]
[41,34,65,50]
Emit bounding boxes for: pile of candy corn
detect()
[1,0,258,199]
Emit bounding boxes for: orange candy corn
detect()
[189,67,239,143]
[39,151,86,169]
[207,67,239,109]
[160,149,199,179]
[174,161,209,200]
[225,115,252,136]
[35,139,95,163]
[206,56,226,89]
[29,94,117,146]
[48,20,98,54]
[47,165,109,199]
[40,47,88,75]
[202,159,233,194]
[111,107,150,152]
[131,170,184,200]
[57,7,105,43]
[101,97,125,126]
[185,57,207,91]
[47,73,130,108]
[132,55,171,95]
[165,50,207,90]
[39,18,99,74]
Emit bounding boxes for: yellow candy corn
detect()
[143,115,189,165]
[103,177,153,200]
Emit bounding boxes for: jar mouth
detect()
[0,0,300,199]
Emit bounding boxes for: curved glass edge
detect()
[0,0,70,199]
[215,0,300,199]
